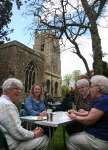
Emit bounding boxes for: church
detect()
[0,31,61,99]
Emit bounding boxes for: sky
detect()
[8,2,108,78]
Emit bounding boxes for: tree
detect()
[80,0,107,74]
[24,0,108,75]
[0,0,22,44]
[72,70,81,83]
[61,85,70,98]
[63,74,72,87]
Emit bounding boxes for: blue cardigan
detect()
[24,96,46,116]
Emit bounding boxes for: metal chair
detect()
[0,129,9,150]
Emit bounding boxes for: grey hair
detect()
[2,78,23,92]
[90,75,108,94]
[76,79,89,87]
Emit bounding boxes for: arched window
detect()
[55,82,58,95]
[46,80,50,93]
[51,80,53,96]
[24,61,35,93]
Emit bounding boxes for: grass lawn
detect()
[52,126,69,150]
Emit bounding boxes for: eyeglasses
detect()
[14,88,22,91]
[90,85,98,88]
[77,86,87,90]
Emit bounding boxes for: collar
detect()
[1,95,11,101]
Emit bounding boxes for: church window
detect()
[24,61,35,93]
[55,82,58,95]
[46,79,50,93]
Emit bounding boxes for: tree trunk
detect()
[90,22,103,75]
[81,0,103,75]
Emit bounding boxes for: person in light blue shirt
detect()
[23,84,52,137]
[24,84,47,116]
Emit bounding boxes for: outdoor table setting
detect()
[21,111,72,128]
[20,111,73,150]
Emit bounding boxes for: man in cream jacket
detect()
[0,78,49,150]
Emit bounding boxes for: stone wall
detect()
[0,35,62,99]
[0,40,44,92]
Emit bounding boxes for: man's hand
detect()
[33,127,44,138]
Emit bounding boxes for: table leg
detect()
[48,127,54,150]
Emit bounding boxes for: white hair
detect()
[90,75,108,94]
[76,79,89,87]
[2,78,23,92]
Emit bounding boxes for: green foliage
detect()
[63,74,72,87]
[62,70,81,89]
[61,85,70,98]
[0,0,13,43]
[0,0,22,44]
[71,70,81,83]
[53,126,68,150]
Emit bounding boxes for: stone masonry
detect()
[0,32,61,100]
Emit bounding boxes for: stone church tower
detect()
[0,31,61,99]
[34,31,61,98]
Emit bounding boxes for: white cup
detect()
[47,109,52,113]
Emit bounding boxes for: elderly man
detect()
[67,75,108,150]
[0,78,49,150]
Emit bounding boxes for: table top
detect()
[21,111,72,127]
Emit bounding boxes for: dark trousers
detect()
[66,121,84,135]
